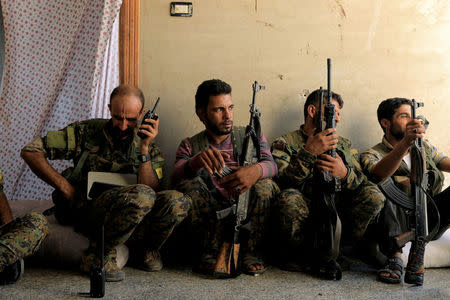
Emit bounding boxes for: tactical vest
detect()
[52,119,141,187]
[371,141,444,196]
[188,126,257,184]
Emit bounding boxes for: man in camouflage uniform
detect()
[21,85,190,281]
[0,168,49,285]
[271,89,385,279]
[171,79,279,276]
[360,97,450,284]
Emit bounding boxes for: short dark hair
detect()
[195,79,232,111]
[303,89,343,120]
[110,85,145,111]
[377,98,412,131]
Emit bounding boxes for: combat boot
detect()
[142,249,163,272]
[129,248,163,272]
[81,249,125,282]
[0,258,24,285]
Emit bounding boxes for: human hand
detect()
[139,115,159,149]
[190,147,231,175]
[401,119,425,147]
[315,152,347,178]
[217,164,262,194]
[305,128,339,156]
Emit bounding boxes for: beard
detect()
[111,126,135,141]
[204,118,233,136]
[389,125,405,141]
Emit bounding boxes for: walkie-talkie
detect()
[90,225,105,298]
[138,97,160,139]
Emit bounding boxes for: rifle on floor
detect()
[378,99,439,285]
[214,81,264,278]
[311,58,342,280]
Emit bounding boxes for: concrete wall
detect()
[140,0,450,186]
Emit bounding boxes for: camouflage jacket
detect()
[271,126,369,194]
[360,136,446,196]
[22,119,165,193]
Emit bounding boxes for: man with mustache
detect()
[21,85,190,282]
[360,97,450,284]
[270,89,385,279]
[171,79,279,276]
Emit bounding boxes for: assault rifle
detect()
[311,58,342,280]
[378,99,439,285]
[214,81,264,278]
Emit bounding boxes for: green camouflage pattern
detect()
[22,119,166,192]
[65,184,189,260]
[271,128,385,243]
[360,136,447,196]
[176,177,279,255]
[127,189,190,251]
[0,212,49,272]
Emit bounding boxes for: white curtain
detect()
[0,0,122,200]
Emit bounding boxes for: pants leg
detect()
[0,212,49,271]
[245,178,279,254]
[128,190,190,250]
[77,184,155,254]
[176,177,221,254]
[272,188,309,250]
[339,181,385,241]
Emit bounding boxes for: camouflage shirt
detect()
[360,136,447,196]
[22,119,165,192]
[271,126,369,194]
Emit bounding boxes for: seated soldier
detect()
[271,89,385,279]
[171,79,279,276]
[0,168,49,285]
[21,85,190,282]
[360,97,450,284]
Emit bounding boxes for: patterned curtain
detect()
[0,0,122,200]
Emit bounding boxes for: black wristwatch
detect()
[138,153,151,163]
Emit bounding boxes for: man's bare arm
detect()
[372,119,424,180]
[20,150,75,203]
[438,157,450,173]
[0,191,13,225]
[370,142,409,180]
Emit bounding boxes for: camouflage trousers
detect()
[176,176,279,256]
[273,182,385,250]
[59,184,189,256]
[0,212,49,272]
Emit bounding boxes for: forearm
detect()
[0,191,13,225]
[138,146,159,190]
[438,157,450,173]
[20,150,70,193]
[371,143,409,180]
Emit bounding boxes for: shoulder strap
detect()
[70,119,108,182]
[189,130,209,155]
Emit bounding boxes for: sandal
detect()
[193,253,216,275]
[377,257,403,284]
[242,254,267,276]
